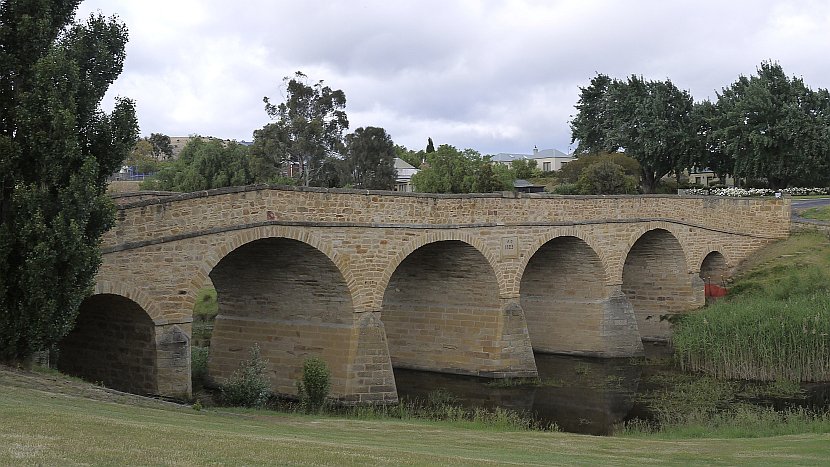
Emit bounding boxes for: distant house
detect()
[491,147,574,172]
[687,168,735,187]
[394,158,419,192]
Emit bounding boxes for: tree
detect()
[571,74,698,192]
[712,61,830,188]
[256,71,348,187]
[126,139,160,174]
[577,161,638,194]
[426,137,435,153]
[411,145,510,193]
[343,126,396,190]
[394,144,423,168]
[147,133,173,160]
[142,137,253,191]
[570,73,613,155]
[0,2,138,362]
[510,159,538,180]
[558,152,640,184]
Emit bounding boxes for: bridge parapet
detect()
[102,186,790,251]
[75,186,791,401]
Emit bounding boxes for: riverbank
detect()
[1,365,828,465]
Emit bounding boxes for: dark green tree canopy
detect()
[570,73,613,155]
[510,159,539,180]
[0,0,138,360]
[254,71,349,187]
[557,152,640,184]
[577,160,638,195]
[426,137,435,153]
[570,74,697,192]
[711,61,830,188]
[147,132,173,160]
[142,137,256,191]
[343,126,396,190]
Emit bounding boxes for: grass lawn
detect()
[799,205,830,221]
[2,369,829,466]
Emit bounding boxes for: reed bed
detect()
[673,264,830,382]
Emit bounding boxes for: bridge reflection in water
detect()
[395,352,643,436]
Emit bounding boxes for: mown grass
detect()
[672,232,830,382]
[800,205,830,221]
[2,377,829,465]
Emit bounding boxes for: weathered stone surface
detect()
[88,187,789,399]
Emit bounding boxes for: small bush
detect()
[191,346,209,387]
[297,356,330,413]
[220,344,271,408]
[577,161,638,195]
[551,183,580,195]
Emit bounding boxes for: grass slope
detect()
[2,368,829,465]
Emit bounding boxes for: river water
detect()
[393,342,830,435]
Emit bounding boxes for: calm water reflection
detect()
[393,342,830,435]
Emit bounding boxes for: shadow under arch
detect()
[520,235,610,355]
[193,225,358,311]
[622,228,701,339]
[699,249,731,283]
[517,230,611,288]
[58,293,158,395]
[380,239,506,376]
[207,236,356,398]
[374,231,502,309]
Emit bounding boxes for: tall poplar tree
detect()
[0,0,138,362]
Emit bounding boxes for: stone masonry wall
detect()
[93,187,791,399]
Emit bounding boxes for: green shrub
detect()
[551,183,580,195]
[297,356,330,413]
[220,344,271,408]
[191,346,209,387]
[577,161,638,194]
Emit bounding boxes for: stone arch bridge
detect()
[58,186,790,402]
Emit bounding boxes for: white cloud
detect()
[77,0,830,154]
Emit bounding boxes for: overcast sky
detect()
[77,0,830,155]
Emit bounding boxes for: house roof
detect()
[394,158,417,170]
[491,148,571,163]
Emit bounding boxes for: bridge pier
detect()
[342,311,398,404]
[492,298,538,378]
[598,287,644,357]
[155,323,192,399]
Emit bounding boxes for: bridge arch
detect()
[519,234,611,355]
[698,248,732,282]
[379,237,508,376]
[621,226,703,339]
[517,228,611,288]
[206,230,357,398]
[614,222,696,284]
[374,231,503,309]
[194,225,358,307]
[58,293,158,395]
[93,280,161,323]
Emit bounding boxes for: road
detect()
[791,197,830,224]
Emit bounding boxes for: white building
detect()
[491,147,574,172]
[394,158,419,192]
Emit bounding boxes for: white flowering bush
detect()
[685,187,829,197]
